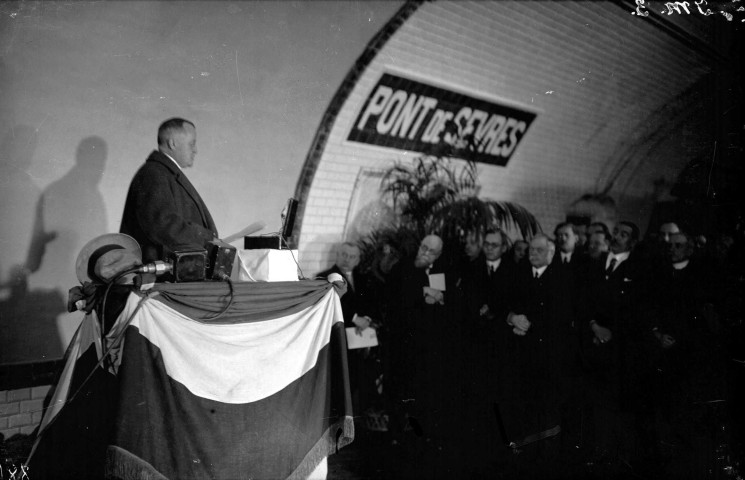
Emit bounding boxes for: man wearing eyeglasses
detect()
[457,228,515,471]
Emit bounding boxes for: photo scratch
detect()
[235,50,244,106]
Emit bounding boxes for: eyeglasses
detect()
[418,244,441,255]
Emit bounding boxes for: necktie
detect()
[345,272,354,289]
[605,257,617,276]
[489,265,495,275]
[563,256,569,264]
[534,270,539,279]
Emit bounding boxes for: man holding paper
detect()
[386,234,462,474]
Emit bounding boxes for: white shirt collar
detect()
[561,252,572,262]
[532,265,548,278]
[160,151,183,171]
[606,251,630,269]
[486,258,502,269]
[672,259,689,270]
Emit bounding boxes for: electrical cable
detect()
[280,234,305,279]
[200,273,235,321]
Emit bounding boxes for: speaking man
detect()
[120,118,218,264]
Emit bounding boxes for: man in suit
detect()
[385,234,463,474]
[316,242,380,415]
[499,234,578,472]
[553,222,581,266]
[647,232,723,455]
[120,118,218,264]
[457,229,514,470]
[316,242,378,329]
[581,220,652,466]
[460,229,512,327]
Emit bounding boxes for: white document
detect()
[345,327,379,349]
[428,273,446,291]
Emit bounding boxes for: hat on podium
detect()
[75,233,142,285]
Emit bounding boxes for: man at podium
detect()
[120,118,218,264]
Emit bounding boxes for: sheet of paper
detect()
[345,327,379,349]
[428,273,446,291]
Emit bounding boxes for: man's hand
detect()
[654,330,676,349]
[508,313,531,334]
[479,304,491,317]
[423,287,444,305]
[352,314,372,335]
[591,321,612,344]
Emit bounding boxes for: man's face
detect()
[171,124,197,168]
[575,224,587,247]
[610,224,635,254]
[528,237,554,268]
[414,235,443,269]
[668,233,693,264]
[464,233,482,261]
[587,232,609,259]
[659,223,679,243]
[513,241,528,262]
[483,232,506,261]
[336,244,360,272]
[556,225,578,254]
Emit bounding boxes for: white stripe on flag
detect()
[113,288,343,404]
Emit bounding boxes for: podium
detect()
[28,280,353,480]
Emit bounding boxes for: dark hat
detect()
[75,233,142,285]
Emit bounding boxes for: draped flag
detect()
[29,280,353,480]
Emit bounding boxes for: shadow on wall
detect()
[0,133,109,365]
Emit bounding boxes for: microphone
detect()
[137,260,172,276]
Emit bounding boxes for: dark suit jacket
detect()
[498,262,577,441]
[579,251,652,407]
[315,265,378,327]
[120,151,217,263]
[505,262,578,387]
[459,254,513,328]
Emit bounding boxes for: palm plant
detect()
[358,122,541,270]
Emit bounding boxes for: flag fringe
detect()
[287,415,355,480]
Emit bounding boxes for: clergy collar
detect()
[672,259,689,270]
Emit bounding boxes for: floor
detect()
[327,418,745,480]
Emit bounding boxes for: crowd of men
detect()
[317,220,743,479]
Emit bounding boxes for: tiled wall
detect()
[0,386,50,439]
[295,1,710,275]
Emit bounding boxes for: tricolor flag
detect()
[29,280,353,480]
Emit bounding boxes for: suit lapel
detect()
[151,152,216,232]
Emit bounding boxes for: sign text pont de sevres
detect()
[348,73,537,167]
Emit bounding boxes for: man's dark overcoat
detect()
[120,150,217,263]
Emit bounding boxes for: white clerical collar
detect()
[672,260,689,270]
[606,251,630,269]
[160,151,183,171]
[487,258,502,269]
[532,265,548,278]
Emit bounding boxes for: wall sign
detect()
[348,73,537,166]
